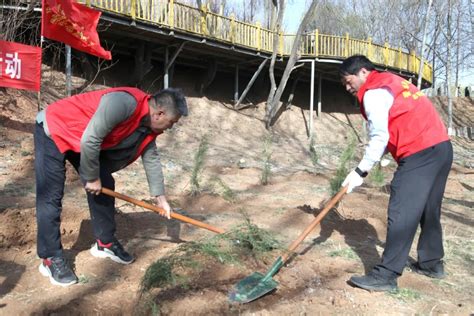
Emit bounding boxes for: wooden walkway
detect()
[81,0,432,84]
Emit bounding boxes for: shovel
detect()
[229,186,348,303]
[101,188,224,234]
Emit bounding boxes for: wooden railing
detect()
[82,0,433,83]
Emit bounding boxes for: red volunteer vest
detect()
[357,71,449,162]
[46,87,159,163]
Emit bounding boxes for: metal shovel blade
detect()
[229,272,278,303]
[229,257,283,303]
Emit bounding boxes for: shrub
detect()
[260,135,273,185]
[330,136,356,195]
[190,136,209,195]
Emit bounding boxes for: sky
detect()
[282,1,308,33]
[459,68,474,86]
[224,0,308,33]
[224,0,473,85]
[282,0,473,85]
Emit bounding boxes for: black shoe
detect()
[90,239,134,264]
[410,261,445,279]
[350,272,397,292]
[39,256,78,287]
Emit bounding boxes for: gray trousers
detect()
[374,140,453,277]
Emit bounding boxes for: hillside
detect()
[0,67,473,315]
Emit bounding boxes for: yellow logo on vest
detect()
[401,80,424,100]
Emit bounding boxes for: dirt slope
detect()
[0,70,473,315]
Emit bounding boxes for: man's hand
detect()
[85,179,102,195]
[342,170,364,193]
[153,195,172,219]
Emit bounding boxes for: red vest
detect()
[46,87,159,163]
[357,71,449,162]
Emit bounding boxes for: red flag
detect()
[0,40,42,92]
[42,0,112,60]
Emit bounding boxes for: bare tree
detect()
[265,0,320,128]
[265,0,285,124]
[223,0,261,23]
[471,0,474,54]
[417,0,433,89]
[445,0,453,134]
[0,1,40,45]
[307,0,367,38]
[430,10,441,95]
[454,0,461,94]
[452,0,473,92]
[76,55,118,94]
[262,0,275,29]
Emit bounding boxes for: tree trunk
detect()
[454,1,461,96]
[417,0,432,89]
[431,16,439,96]
[265,0,284,118]
[470,0,474,54]
[265,0,320,128]
[446,0,453,135]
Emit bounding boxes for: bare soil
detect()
[0,73,473,315]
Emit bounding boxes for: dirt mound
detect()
[432,96,474,127]
[0,70,473,315]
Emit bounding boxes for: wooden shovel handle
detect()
[101,187,225,234]
[282,186,348,262]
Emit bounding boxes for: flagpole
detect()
[37,36,44,111]
[66,44,72,97]
[38,1,45,112]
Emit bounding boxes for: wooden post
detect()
[279,32,283,56]
[398,47,402,69]
[383,42,389,65]
[367,37,372,60]
[131,0,136,21]
[217,4,223,38]
[168,0,174,28]
[345,33,349,57]
[410,50,416,73]
[201,4,208,36]
[256,22,261,51]
[230,13,235,44]
[86,0,91,6]
[314,29,319,56]
[413,50,420,73]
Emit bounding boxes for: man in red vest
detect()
[339,55,452,291]
[34,87,188,286]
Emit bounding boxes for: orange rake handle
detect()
[101,187,225,234]
[281,186,348,262]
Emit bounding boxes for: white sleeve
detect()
[357,88,393,172]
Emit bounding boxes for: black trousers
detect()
[374,140,453,277]
[35,123,117,259]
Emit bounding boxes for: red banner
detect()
[0,40,42,91]
[42,0,112,60]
